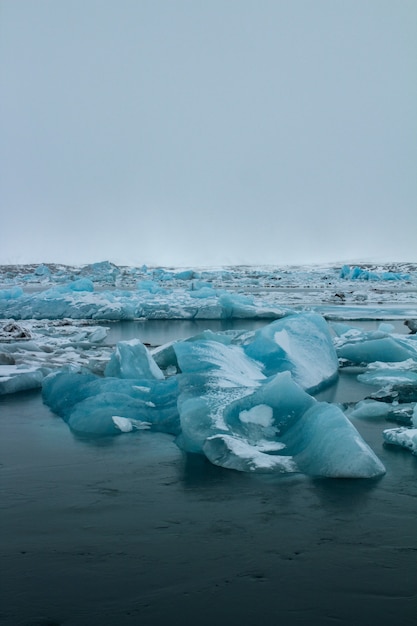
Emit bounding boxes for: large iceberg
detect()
[41,314,386,478]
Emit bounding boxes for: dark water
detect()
[1,320,417,625]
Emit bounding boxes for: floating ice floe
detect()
[347,399,416,426]
[333,323,417,365]
[383,404,417,454]
[0,319,111,394]
[383,428,417,455]
[41,313,386,478]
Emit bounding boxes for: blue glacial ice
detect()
[42,371,180,436]
[339,265,410,281]
[2,261,417,319]
[3,261,417,478]
[241,313,339,392]
[333,323,417,365]
[104,338,165,380]
[40,313,386,478]
[0,282,288,321]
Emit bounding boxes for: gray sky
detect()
[1,0,416,267]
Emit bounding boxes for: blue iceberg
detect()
[241,312,339,392]
[42,371,180,436]
[38,313,387,478]
[339,265,410,281]
[334,324,417,365]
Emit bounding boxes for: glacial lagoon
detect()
[1,262,417,625]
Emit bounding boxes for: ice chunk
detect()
[34,264,51,277]
[280,402,386,478]
[0,282,288,321]
[174,339,265,388]
[225,372,385,477]
[0,286,23,300]
[42,371,181,435]
[223,372,315,441]
[357,369,417,387]
[383,427,417,455]
[63,389,168,435]
[175,353,385,478]
[337,335,414,365]
[242,313,338,392]
[219,293,282,319]
[0,365,45,394]
[104,339,164,380]
[174,339,265,453]
[69,278,94,292]
[349,400,391,420]
[42,371,99,418]
[80,260,120,283]
[203,435,298,473]
[88,326,108,343]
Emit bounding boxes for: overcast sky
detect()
[1,0,416,267]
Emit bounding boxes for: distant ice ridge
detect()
[339,265,411,281]
[41,312,385,478]
[0,280,288,321]
[1,260,417,320]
